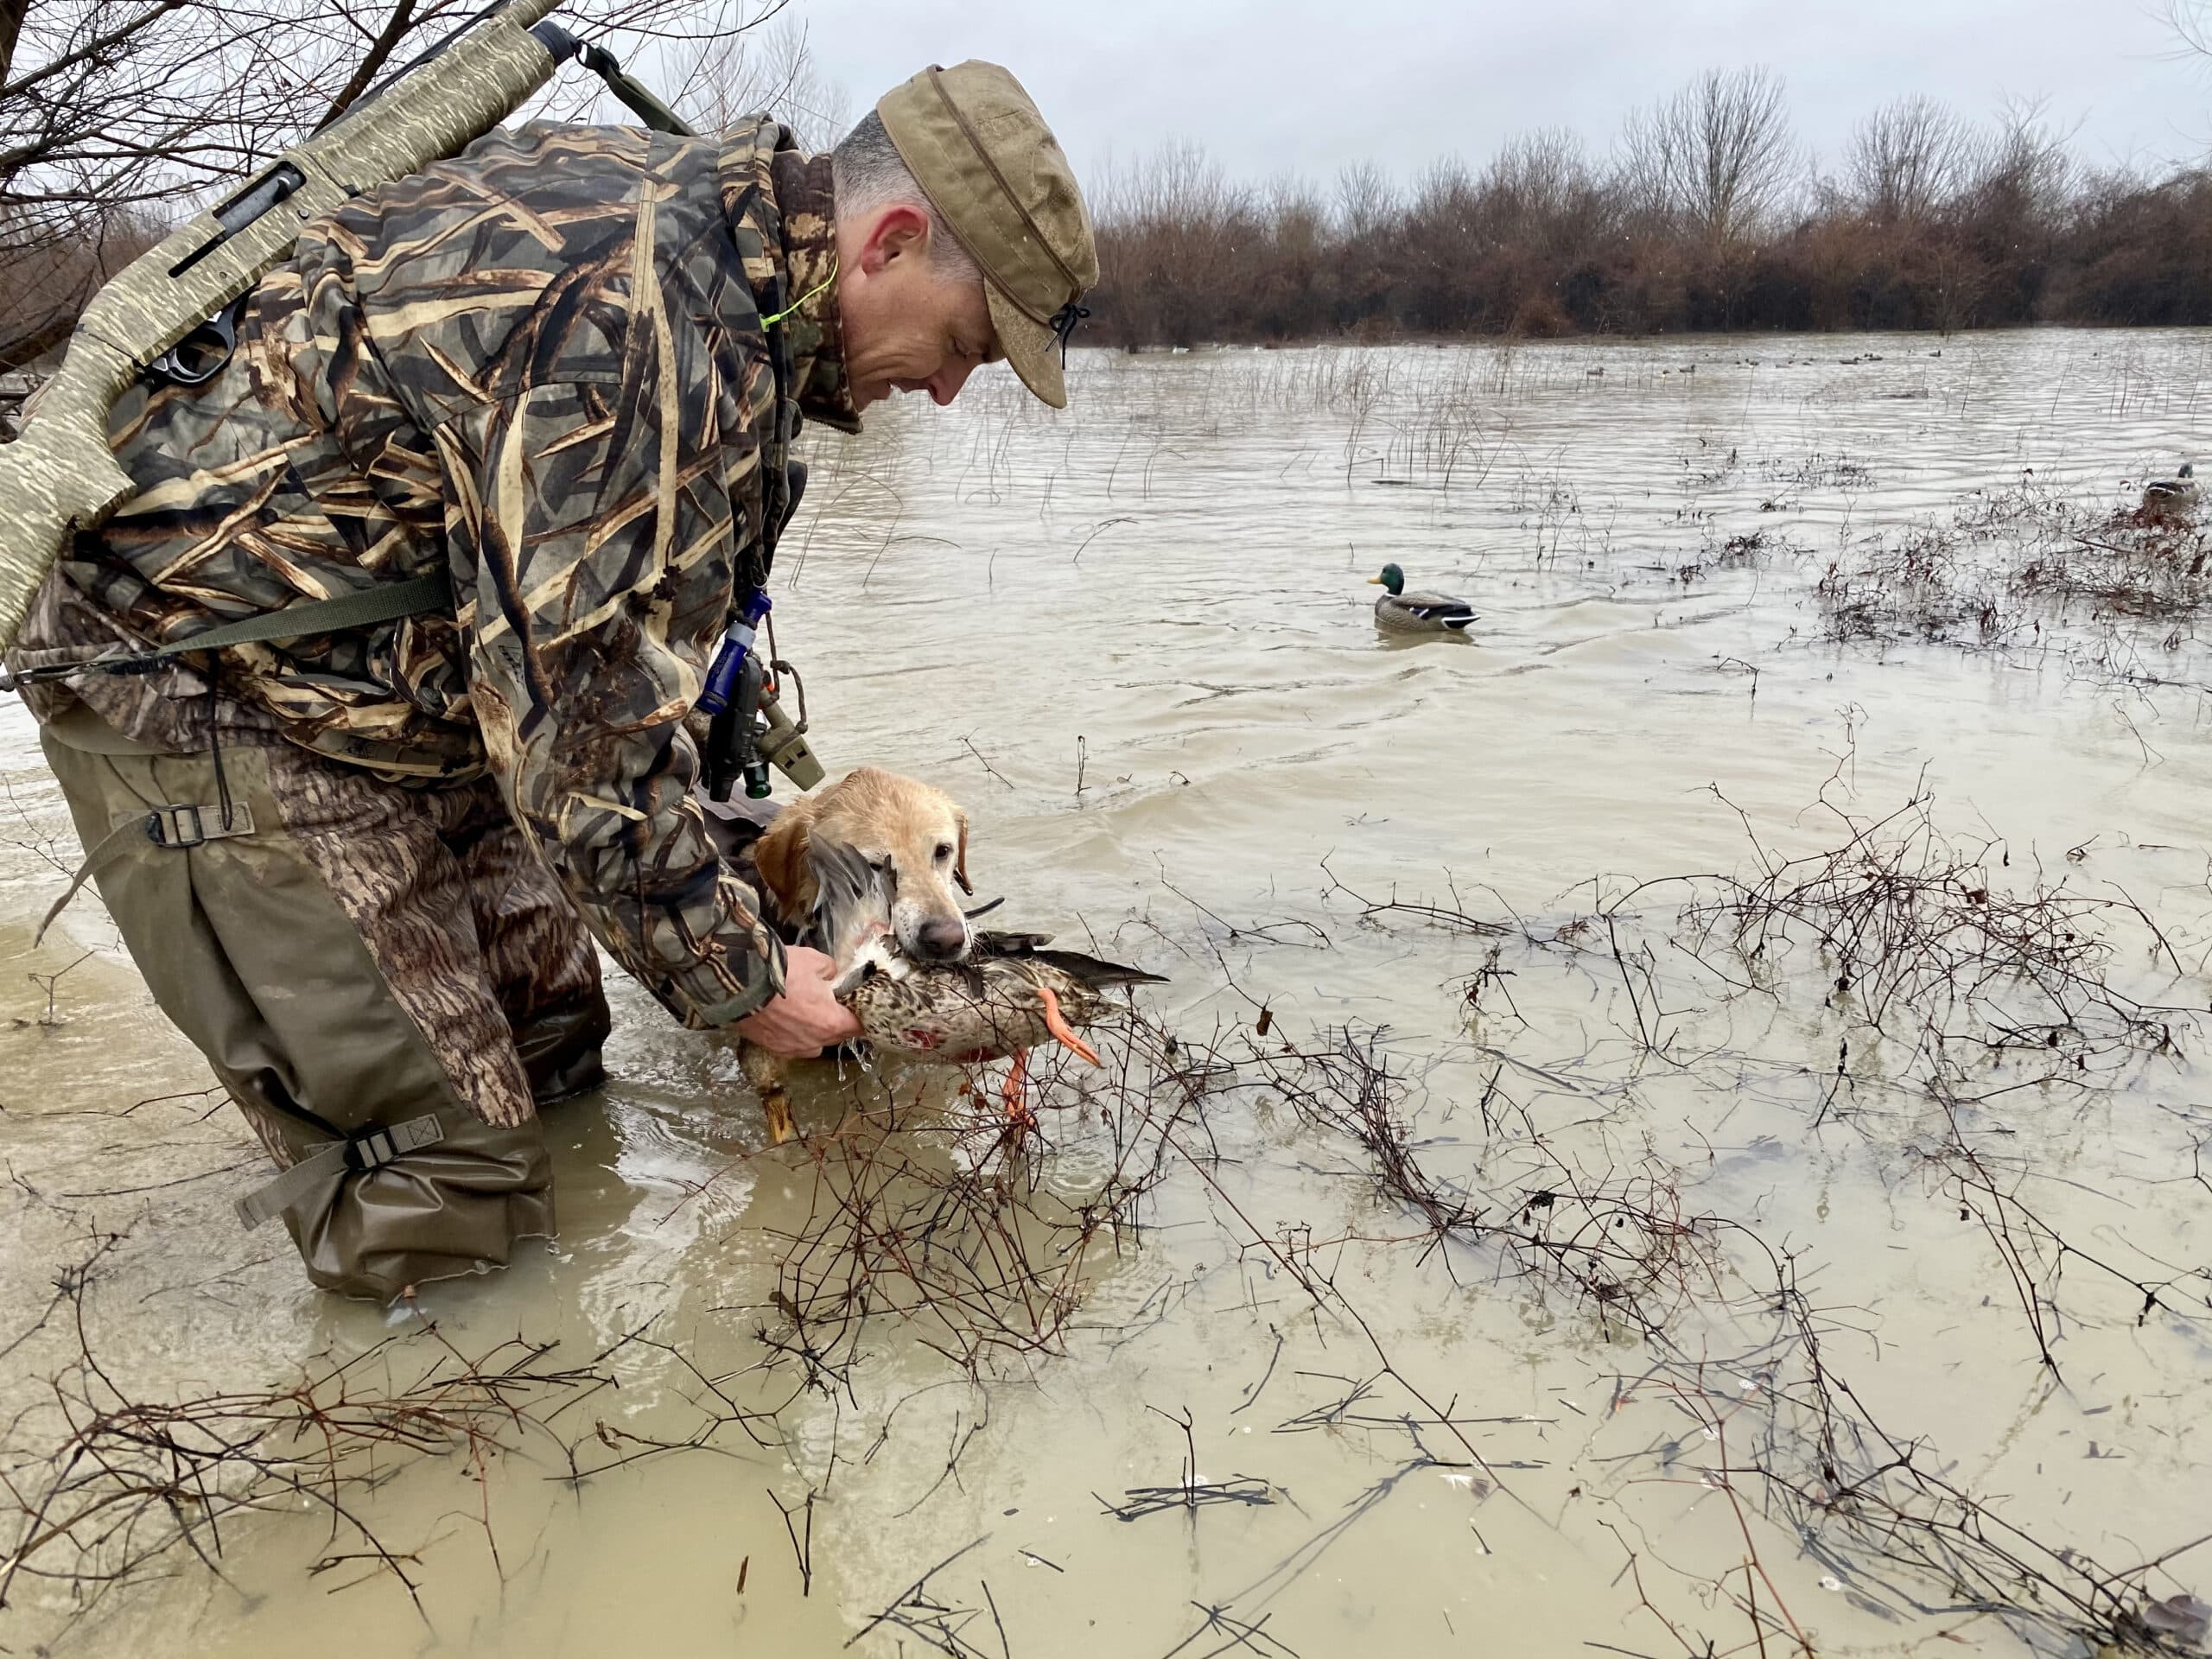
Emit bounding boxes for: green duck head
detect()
[1369,563,1407,596]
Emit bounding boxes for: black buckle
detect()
[342,1127,400,1173]
[145,804,206,849]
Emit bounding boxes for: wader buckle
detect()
[342,1124,408,1173]
[233,1110,447,1230]
[145,803,207,848]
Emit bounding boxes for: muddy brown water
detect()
[3,328,2209,1657]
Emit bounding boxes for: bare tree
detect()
[1332,159,1398,242]
[1970,93,2078,227]
[2166,0,2212,59]
[1481,127,1605,254]
[1618,67,1797,247]
[1065,65,2199,346]
[1089,141,1256,346]
[1847,94,1973,225]
[667,11,847,146]
[0,0,785,367]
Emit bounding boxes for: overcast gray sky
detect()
[800,0,2212,189]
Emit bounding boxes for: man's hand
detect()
[734,945,863,1058]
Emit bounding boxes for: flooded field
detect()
[3,327,2211,1658]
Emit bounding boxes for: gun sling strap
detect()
[5,570,455,689]
[22,571,453,944]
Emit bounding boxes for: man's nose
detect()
[927,359,979,405]
[915,916,969,960]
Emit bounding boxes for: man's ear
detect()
[858,202,932,275]
[953,810,973,896]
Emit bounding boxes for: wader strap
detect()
[35,799,257,944]
[233,1112,447,1230]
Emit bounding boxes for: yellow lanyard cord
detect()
[761,259,836,329]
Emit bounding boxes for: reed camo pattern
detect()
[10,117,859,1028]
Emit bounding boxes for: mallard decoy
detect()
[1369,563,1477,633]
[2141,462,2199,520]
[836,931,1165,1115]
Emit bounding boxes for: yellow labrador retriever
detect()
[740,767,973,1139]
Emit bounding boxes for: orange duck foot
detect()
[1038,986,1101,1065]
[1001,1049,1035,1124]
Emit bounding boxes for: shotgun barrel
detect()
[0,0,566,649]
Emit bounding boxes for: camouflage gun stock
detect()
[0,0,567,650]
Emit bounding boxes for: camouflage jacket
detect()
[10,118,859,1028]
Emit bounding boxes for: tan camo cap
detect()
[876,61,1098,409]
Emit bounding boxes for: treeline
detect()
[1083,71,2212,347]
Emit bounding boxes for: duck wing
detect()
[1020,948,1168,988]
[975,931,1166,988]
[1397,592,1479,629]
[974,929,1058,954]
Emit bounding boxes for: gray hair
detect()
[831,111,981,287]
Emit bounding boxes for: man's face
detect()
[835,204,1000,411]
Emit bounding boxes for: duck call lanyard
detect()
[696,257,829,800]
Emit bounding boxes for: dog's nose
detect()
[915,917,969,961]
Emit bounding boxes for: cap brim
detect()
[986,285,1067,409]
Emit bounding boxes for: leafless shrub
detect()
[1256,1029,1728,1340]
[1522,781,2210,1381]
[719,1006,1201,1395]
[1666,788,2190,1070]
[1669,524,1807,586]
[1618,1238,2212,1656]
[0,1263,690,1626]
[1817,521,2009,645]
[1816,479,2212,656]
[1329,860,2211,1653]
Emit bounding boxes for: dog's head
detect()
[751,767,973,965]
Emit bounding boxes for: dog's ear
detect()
[751,810,814,918]
[952,810,973,896]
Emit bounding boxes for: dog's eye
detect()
[934,842,955,862]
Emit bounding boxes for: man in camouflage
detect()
[7,62,1097,1300]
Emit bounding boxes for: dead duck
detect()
[1369,563,1477,633]
[2140,461,2198,519]
[836,931,1165,1113]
